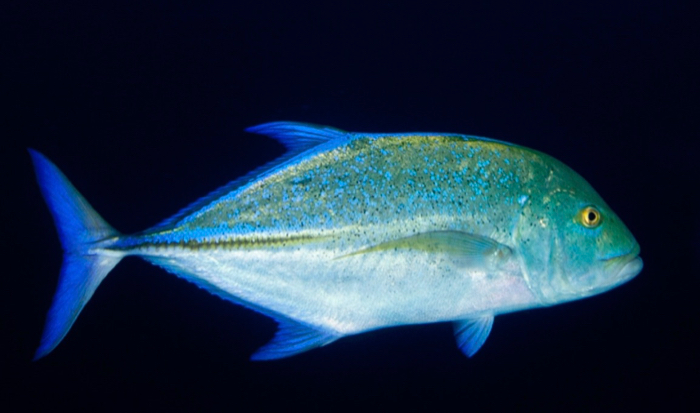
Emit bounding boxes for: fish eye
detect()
[579,206,602,228]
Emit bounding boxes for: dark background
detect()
[3,1,699,411]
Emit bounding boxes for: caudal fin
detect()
[29,150,124,359]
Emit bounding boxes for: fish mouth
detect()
[600,245,643,283]
[617,255,643,281]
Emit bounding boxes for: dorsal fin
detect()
[245,121,348,151]
[149,122,349,230]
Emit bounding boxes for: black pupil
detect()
[587,211,597,222]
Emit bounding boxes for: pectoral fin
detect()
[251,319,338,361]
[338,230,511,267]
[453,315,494,357]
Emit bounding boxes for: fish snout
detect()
[617,255,643,283]
[598,242,642,287]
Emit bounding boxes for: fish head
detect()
[516,157,643,305]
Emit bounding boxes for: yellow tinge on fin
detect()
[337,230,511,267]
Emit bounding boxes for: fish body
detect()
[30,122,643,360]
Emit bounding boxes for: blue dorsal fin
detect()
[453,315,494,357]
[245,121,348,152]
[149,122,349,230]
[251,319,339,361]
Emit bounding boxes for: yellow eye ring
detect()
[579,206,602,228]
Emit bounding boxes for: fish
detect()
[30,122,643,361]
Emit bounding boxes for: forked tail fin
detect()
[29,150,124,359]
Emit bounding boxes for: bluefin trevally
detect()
[30,122,643,360]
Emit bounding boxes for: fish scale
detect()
[30,121,642,361]
[153,134,530,248]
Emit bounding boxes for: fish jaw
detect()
[572,246,643,299]
[617,256,644,283]
[601,247,643,289]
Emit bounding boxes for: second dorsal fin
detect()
[150,122,349,230]
[246,121,349,152]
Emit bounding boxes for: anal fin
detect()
[251,319,338,361]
